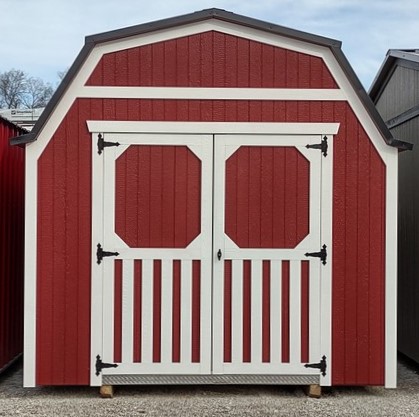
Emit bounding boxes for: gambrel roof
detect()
[11,8,411,149]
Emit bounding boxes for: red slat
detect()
[133,260,142,363]
[172,260,181,363]
[223,260,232,363]
[243,260,251,362]
[114,260,123,363]
[301,261,309,363]
[191,260,201,363]
[281,261,290,363]
[174,147,188,246]
[262,260,270,363]
[153,260,162,363]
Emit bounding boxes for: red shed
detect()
[13,9,407,389]
[0,115,25,373]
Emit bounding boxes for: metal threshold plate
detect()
[102,374,320,385]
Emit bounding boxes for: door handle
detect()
[217,249,222,261]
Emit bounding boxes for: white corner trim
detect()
[80,86,346,101]
[86,121,340,135]
[384,148,398,388]
[23,146,38,387]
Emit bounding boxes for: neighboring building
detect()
[12,9,408,390]
[370,49,419,364]
[0,115,25,373]
[0,108,44,131]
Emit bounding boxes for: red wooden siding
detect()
[86,32,338,89]
[115,145,201,248]
[36,97,385,385]
[225,146,309,248]
[0,119,24,373]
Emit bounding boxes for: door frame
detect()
[89,121,338,386]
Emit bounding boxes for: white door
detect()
[91,132,332,385]
[212,135,328,379]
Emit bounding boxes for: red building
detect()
[12,9,408,389]
[0,115,25,373]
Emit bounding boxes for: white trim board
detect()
[80,87,345,101]
[87,121,340,135]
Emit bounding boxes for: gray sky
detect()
[1,0,418,89]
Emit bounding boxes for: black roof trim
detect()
[10,8,405,149]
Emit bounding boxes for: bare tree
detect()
[0,69,26,108]
[0,69,55,109]
[21,77,54,109]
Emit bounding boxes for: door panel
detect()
[213,135,322,375]
[100,134,213,376]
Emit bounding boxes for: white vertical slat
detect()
[309,260,321,362]
[270,260,282,364]
[141,259,153,364]
[231,260,243,364]
[122,260,134,363]
[102,260,115,363]
[181,260,192,364]
[161,259,173,364]
[289,260,301,364]
[251,260,263,365]
[199,259,212,373]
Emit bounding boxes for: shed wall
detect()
[36,98,386,386]
[0,120,25,373]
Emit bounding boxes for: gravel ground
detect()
[1,358,419,417]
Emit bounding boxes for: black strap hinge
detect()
[304,355,327,377]
[95,355,118,376]
[96,243,119,265]
[306,136,328,157]
[305,244,327,265]
[97,133,120,155]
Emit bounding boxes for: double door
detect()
[91,133,331,385]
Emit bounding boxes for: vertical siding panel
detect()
[249,147,262,246]
[64,101,80,383]
[161,147,175,246]
[77,100,92,384]
[189,34,201,87]
[174,147,187,247]
[284,149,297,247]
[236,147,249,246]
[138,146,151,247]
[309,57,322,88]
[225,151,238,245]
[243,260,251,362]
[153,260,162,362]
[201,32,213,87]
[103,53,116,86]
[186,149,201,247]
[273,48,286,88]
[115,49,128,86]
[296,148,309,245]
[152,42,164,86]
[260,148,273,247]
[213,32,226,87]
[249,41,262,87]
[262,45,274,88]
[286,50,298,88]
[86,59,103,85]
[224,260,232,362]
[273,148,285,247]
[369,146,385,384]
[176,37,189,86]
[127,47,140,86]
[139,45,152,86]
[149,146,163,246]
[331,101,347,385]
[164,39,177,86]
[237,38,250,88]
[225,35,238,87]
[191,260,201,363]
[344,107,359,383]
[298,53,310,88]
[356,129,371,383]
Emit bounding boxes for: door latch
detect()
[217,249,222,261]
